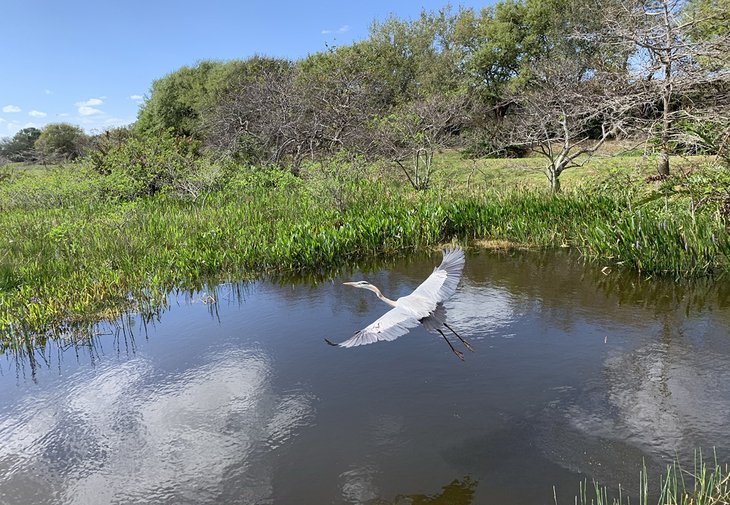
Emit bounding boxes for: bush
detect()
[34,123,89,162]
[82,130,229,200]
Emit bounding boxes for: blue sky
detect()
[1,0,490,139]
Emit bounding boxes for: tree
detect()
[465,0,622,116]
[596,0,730,176]
[0,127,41,162]
[371,93,472,190]
[365,6,475,105]
[203,59,304,168]
[135,58,275,138]
[500,58,642,192]
[34,123,88,162]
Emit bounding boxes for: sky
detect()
[1,0,491,139]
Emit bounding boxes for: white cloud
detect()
[2,105,21,113]
[78,106,102,116]
[75,98,104,107]
[29,110,47,118]
[58,113,69,117]
[0,118,5,123]
[321,24,350,35]
[129,94,144,102]
[44,89,53,95]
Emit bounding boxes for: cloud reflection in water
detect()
[0,348,315,505]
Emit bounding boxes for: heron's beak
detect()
[343,281,358,286]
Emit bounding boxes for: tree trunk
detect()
[658,70,672,176]
[657,150,670,176]
[658,0,672,177]
[547,168,561,193]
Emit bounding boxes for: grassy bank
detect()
[1,159,729,342]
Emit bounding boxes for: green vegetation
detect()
[572,453,730,505]
[34,123,88,162]
[1,152,729,343]
[0,127,41,163]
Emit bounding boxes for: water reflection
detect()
[367,476,478,505]
[0,347,315,505]
[563,324,730,460]
[1,250,729,505]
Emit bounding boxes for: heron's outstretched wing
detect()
[328,306,422,348]
[410,246,465,304]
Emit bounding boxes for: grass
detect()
[429,146,710,193]
[571,452,730,505]
[1,154,729,343]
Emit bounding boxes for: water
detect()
[1,250,729,504]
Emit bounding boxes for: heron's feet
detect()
[462,340,475,352]
[452,349,465,361]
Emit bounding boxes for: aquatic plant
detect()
[569,452,730,505]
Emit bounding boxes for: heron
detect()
[325,246,474,360]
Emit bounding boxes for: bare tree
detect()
[204,49,388,174]
[500,58,645,192]
[369,93,472,190]
[596,0,730,175]
[204,62,311,171]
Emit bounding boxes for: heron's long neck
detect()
[370,286,397,307]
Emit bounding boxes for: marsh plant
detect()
[569,452,730,505]
[1,158,729,341]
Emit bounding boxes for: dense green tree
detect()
[34,123,88,162]
[466,0,625,112]
[365,6,475,103]
[136,57,289,138]
[0,127,41,162]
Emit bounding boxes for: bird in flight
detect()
[325,246,473,360]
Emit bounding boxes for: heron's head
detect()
[343,280,392,305]
[343,281,373,290]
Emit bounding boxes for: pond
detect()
[1,250,729,505]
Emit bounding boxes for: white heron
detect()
[325,246,473,360]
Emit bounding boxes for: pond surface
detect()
[1,250,730,505]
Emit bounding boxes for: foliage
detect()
[81,129,225,199]
[0,127,41,162]
[366,6,474,101]
[135,58,291,139]
[34,123,89,162]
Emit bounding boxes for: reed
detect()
[570,452,730,505]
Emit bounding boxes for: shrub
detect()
[34,123,89,162]
[83,130,204,198]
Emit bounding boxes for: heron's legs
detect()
[443,322,474,352]
[437,329,464,361]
